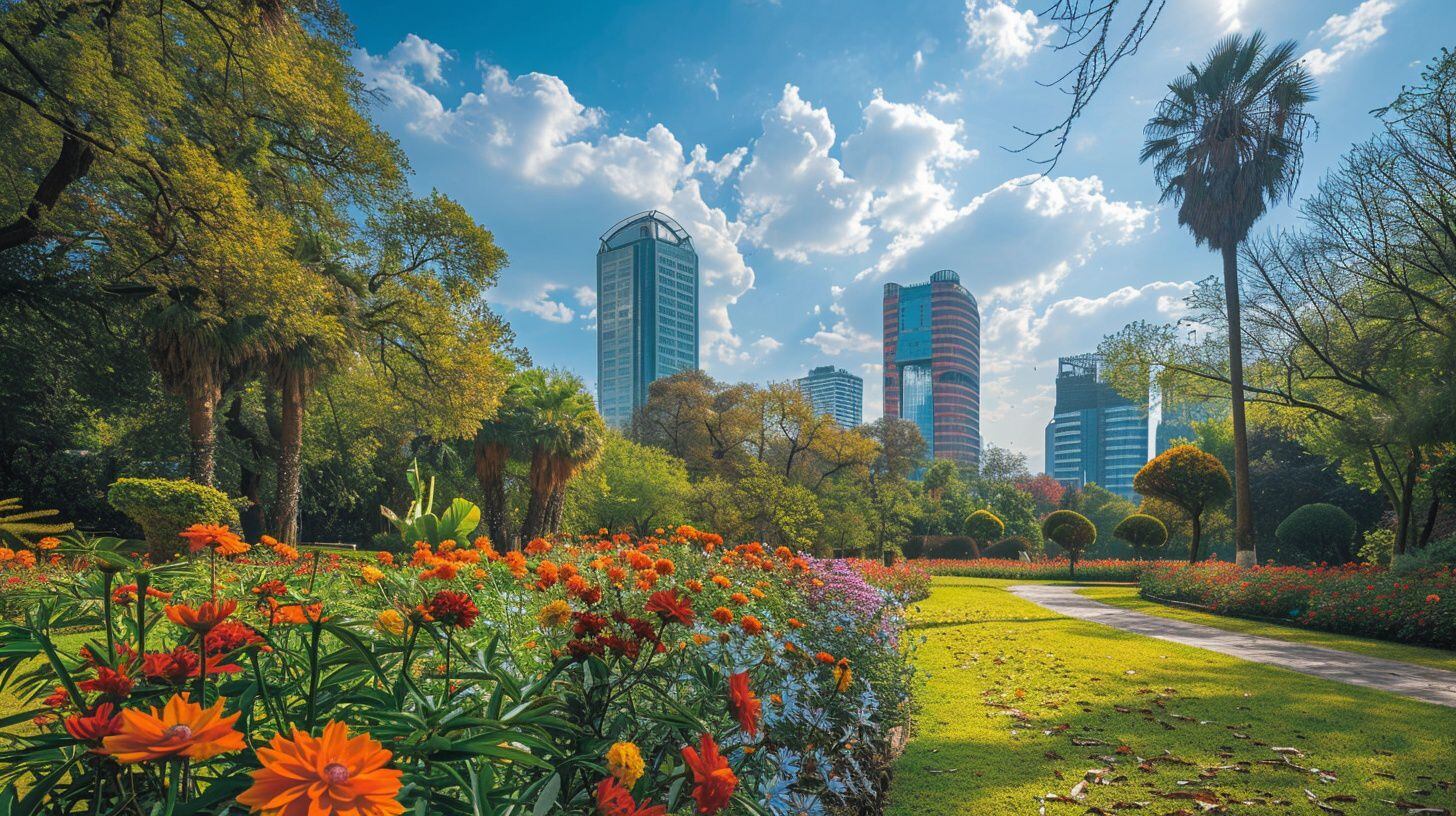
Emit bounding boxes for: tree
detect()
[1140,32,1317,567]
[1018,474,1066,516]
[964,509,1005,557]
[1063,483,1135,556]
[1133,445,1232,563]
[566,432,690,536]
[1275,503,1357,565]
[979,445,1030,483]
[514,370,606,541]
[1042,510,1097,577]
[1113,513,1168,558]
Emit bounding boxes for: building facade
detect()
[596,211,699,428]
[1048,353,1148,500]
[882,270,981,468]
[796,365,863,428]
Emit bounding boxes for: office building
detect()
[882,270,981,468]
[796,365,863,428]
[596,211,699,428]
[1048,353,1148,500]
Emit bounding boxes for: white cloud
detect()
[802,286,879,356]
[1302,0,1396,77]
[751,336,783,353]
[738,85,874,262]
[573,286,597,308]
[964,0,1055,74]
[923,83,962,106]
[913,49,926,71]
[513,284,576,324]
[1219,0,1249,33]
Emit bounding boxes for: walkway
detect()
[1009,584,1456,709]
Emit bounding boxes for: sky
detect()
[341,0,1454,470]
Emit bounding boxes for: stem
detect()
[101,571,115,661]
[136,572,150,656]
[307,550,321,594]
[210,548,217,602]
[305,622,323,728]
[444,627,453,697]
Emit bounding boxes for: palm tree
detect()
[1140,32,1316,567]
[514,370,606,542]
[473,377,530,548]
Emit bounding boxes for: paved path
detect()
[1009,584,1456,709]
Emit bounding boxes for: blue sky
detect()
[343,0,1453,468]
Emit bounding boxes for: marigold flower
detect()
[78,666,134,699]
[815,651,835,664]
[0,547,12,562]
[685,579,704,593]
[605,740,645,787]
[739,615,763,636]
[37,536,61,550]
[374,609,405,636]
[653,558,675,575]
[728,672,761,738]
[178,524,249,557]
[206,620,267,655]
[427,590,479,629]
[538,599,572,629]
[711,606,733,625]
[419,561,459,581]
[269,601,328,626]
[645,589,694,627]
[361,566,385,585]
[164,599,238,634]
[375,551,395,566]
[524,537,553,555]
[787,618,805,629]
[711,575,731,589]
[681,733,737,814]
[238,721,404,816]
[100,693,244,763]
[833,658,853,693]
[1428,594,1441,603]
[15,550,35,568]
[595,775,667,816]
[729,592,749,606]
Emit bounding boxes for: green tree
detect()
[1113,513,1169,558]
[1064,483,1135,556]
[964,509,1005,556]
[1134,445,1233,563]
[566,433,690,536]
[514,370,606,542]
[1141,32,1317,567]
[1275,503,1357,564]
[1042,510,1097,577]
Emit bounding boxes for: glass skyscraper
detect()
[1048,353,1148,500]
[882,270,981,468]
[596,211,699,428]
[795,365,863,428]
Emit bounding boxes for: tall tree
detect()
[515,370,605,542]
[1140,32,1316,566]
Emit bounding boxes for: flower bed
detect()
[0,525,912,815]
[1139,562,1456,648]
[845,559,932,603]
[917,558,1166,582]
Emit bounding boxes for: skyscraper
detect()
[882,270,981,468]
[1048,353,1148,500]
[796,365,863,428]
[596,211,699,428]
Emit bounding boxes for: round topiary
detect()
[1113,513,1168,558]
[964,509,1005,545]
[1133,445,1230,562]
[1042,509,1097,576]
[1275,503,1357,564]
[107,478,241,561]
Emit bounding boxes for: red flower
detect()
[64,703,122,744]
[164,599,237,634]
[681,734,736,814]
[595,776,668,816]
[78,667,133,699]
[427,591,479,629]
[645,589,694,627]
[205,620,267,655]
[727,672,761,738]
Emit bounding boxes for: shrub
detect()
[1274,503,1357,564]
[1139,561,1455,648]
[1113,513,1168,558]
[1042,510,1096,577]
[107,478,241,560]
[1133,445,1231,563]
[919,558,1163,582]
[982,536,1030,559]
[964,509,1005,548]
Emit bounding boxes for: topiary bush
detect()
[1042,509,1097,577]
[1113,513,1168,558]
[964,509,1005,550]
[1274,503,1357,564]
[107,478,241,561]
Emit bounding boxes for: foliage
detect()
[1113,514,1169,558]
[379,460,481,548]
[1016,474,1066,516]
[0,522,913,814]
[106,478,240,560]
[1274,503,1357,565]
[964,510,1005,546]
[1134,445,1232,563]
[1041,510,1097,575]
[1061,484,1135,557]
[565,432,692,536]
[1140,562,1455,648]
[0,497,72,547]
[916,559,1164,582]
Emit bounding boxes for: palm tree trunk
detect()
[521,451,552,543]
[473,442,510,548]
[186,385,220,486]
[1223,243,1257,567]
[546,485,567,534]
[272,373,306,543]
[224,395,268,541]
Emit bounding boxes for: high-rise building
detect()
[596,211,699,428]
[1048,353,1148,500]
[796,365,863,428]
[882,270,981,468]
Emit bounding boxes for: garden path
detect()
[1009,584,1456,709]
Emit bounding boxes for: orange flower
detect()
[727,672,761,738]
[645,589,694,627]
[238,721,404,816]
[711,606,733,625]
[815,651,835,664]
[64,702,122,744]
[833,658,853,693]
[525,537,553,555]
[653,558,675,575]
[681,734,736,814]
[100,693,244,763]
[595,776,668,816]
[178,524,249,557]
[376,551,396,566]
[685,579,703,593]
[729,592,749,606]
[739,615,763,636]
[711,575,732,589]
[419,561,459,581]
[37,536,61,550]
[269,601,327,626]
[787,618,805,629]
[164,599,238,634]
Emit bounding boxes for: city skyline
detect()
[345,0,1452,467]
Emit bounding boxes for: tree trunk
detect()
[1223,243,1257,567]
[546,485,567,534]
[1394,449,1421,557]
[1418,496,1441,550]
[272,373,306,544]
[473,441,510,548]
[224,395,267,541]
[1189,511,1203,564]
[0,134,95,252]
[521,451,552,543]
[186,385,220,486]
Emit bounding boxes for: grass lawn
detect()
[887,577,1456,816]
[1078,585,1456,673]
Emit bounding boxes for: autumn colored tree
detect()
[1018,474,1066,516]
[1042,510,1097,577]
[1133,445,1232,563]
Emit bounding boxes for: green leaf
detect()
[532,774,561,816]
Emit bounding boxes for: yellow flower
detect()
[361,565,385,585]
[833,659,853,693]
[537,599,572,629]
[605,741,645,787]
[374,609,405,636]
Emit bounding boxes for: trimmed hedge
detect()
[107,477,241,560]
[918,558,1167,582]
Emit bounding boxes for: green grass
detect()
[887,577,1456,816]
[1078,585,1456,673]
